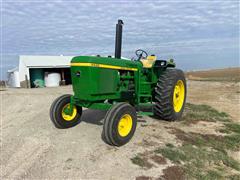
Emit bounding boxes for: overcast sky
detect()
[1,0,239,79]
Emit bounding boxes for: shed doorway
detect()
[29,67,72,88]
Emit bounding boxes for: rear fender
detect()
[153,59,176,68]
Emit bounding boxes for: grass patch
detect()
[169,127,240,151]
[188,133,240,151]
[157,144,240,179]
[130,155,153,169]
[198,170,223,180]
[201,170,223,180]
[132,104,240,179]
[223,123,240,134]
[218,128,231,134]
[182,103,230,124]
[131,155,146,167]
[158,104,240,179]
[155,147,187,163]
[227,174,240,180]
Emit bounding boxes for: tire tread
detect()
[154,68,186,121]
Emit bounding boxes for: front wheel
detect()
[50,94,82,128]
[102,103,137,146]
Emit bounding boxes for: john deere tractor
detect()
[50,20,186,146]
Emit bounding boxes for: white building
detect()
[7,55,74,88]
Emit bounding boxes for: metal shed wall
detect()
[18,55,74,88]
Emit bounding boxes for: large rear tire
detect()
[50,94,82,128]
[102,103,137,146]
[154,69,187,120]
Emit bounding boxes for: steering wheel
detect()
[135,49,148,61]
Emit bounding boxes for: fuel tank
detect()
[70,56,140,101]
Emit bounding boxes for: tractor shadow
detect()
[81,109,149,126]
[81,109,107,125]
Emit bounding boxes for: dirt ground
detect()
[1,79,240,179]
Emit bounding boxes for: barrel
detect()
[30,69,45,88]
[44,72,61,87]
[8,71,20,87]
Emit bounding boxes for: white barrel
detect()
[44,72,61,87]
[7,71,20,88]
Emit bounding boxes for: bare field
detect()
[1,78,240,179]
[186,67,240,82]
[187,81,240,122]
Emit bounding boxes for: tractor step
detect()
[138,103,153,106]
[139,94,152,97]
[140,82,153,85]
[136,103,153,116]
[137,111,154,116]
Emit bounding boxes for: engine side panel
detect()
[70,56,141,102]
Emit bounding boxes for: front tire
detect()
[154,69,187,120]
[50,94,82,128]
[102,103,137,146]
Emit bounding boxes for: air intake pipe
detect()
[115,19,124,59]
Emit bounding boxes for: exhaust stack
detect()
[115,19,124,59]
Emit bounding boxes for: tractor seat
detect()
[141,55,157,68]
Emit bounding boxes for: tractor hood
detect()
[70,56,142,102]
[71,56,141,71]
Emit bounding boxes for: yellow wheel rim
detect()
[173,80,185,113]
[61,103,77,121]
[118,114,133,137]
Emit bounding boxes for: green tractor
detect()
[50,20,187,146]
